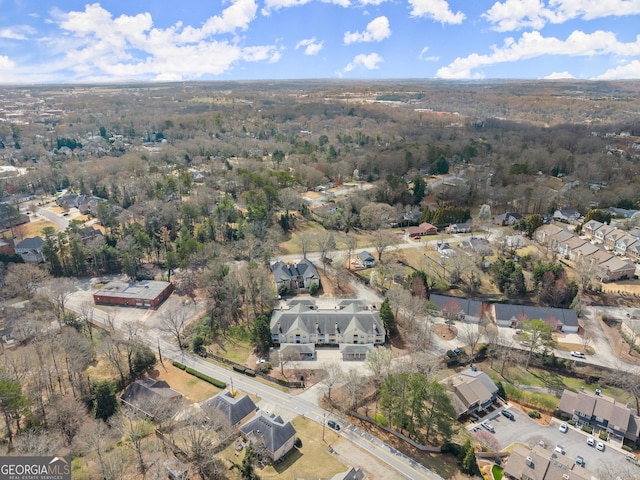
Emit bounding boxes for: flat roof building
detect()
[93,280,174,309]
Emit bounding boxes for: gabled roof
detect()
[271,300,384,337]
[121,378,182,408]
[582,219,603,231]
[442,369,498,416]
[201,391,257,427]
[240,411,296,455]
[271,259,319,282]
[357,251,375,262]
[15,236,44,250]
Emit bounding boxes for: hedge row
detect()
[172,361,226,389]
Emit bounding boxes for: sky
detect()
[0,0,640,84]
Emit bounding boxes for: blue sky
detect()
[0,0,639,84]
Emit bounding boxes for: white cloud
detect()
[344,52,383,71]
[484,0,640,32]
[262,0,349,15]
[418,46,439,61]
[42,2,278,82]
[595,60,640,79]
[408,0,465,24]
[296,37,324,55]
[0,56,15,69]
[543,71,575,79]
[483,0,550,32]
[436,30,640,79]
[344,16,391,44]
[0,25,36,40]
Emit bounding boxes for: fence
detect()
[206,350,304,388]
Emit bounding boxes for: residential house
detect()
[558,388,640,442]
[312,203,340,217]
[604,229,626,251]
[598,256,637,282]
[533,224,563,246]
[270,299,385,352]
[201,391,257,428]
[607,207,639,219]
[593,224,616,244]
[581,219,604,239]
[407,222,437,238]
[494,212,523,226]
[442,369,499,417]
[503,444,594,480]
[628,242,640,263]
[239,411,296,462]
[271,259,320,292]
[327,467,365,480]
[553,209,581,222]
[120,378,182,416]
[492,304,579,333]
[614,234,640,256]
[280,343,316,360]
[584,248,614,265]
[558,236,587,259]
[568,242,601,263]
[357,251,375,268]
[15,236,45,263]
[429,294,485,324]
[446,223,472,234]
[460,237,493,257]
[340,344,375,361]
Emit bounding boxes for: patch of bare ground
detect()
[599,315,640,363]
[148,361,221,403]
[433,323,458,341]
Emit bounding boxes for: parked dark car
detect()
[501,409,515,421]
[327,420,340,431]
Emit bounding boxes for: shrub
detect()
[294,437,302,448]
[374,413,388,427]
[567,420,576,426]
[184,367,227,389]
[623,445,633,452]
[309,283,319,295]
[173,361,187,370]
[446,350,457,358]
[599,431,608,441]
[528,410,541,419]
[192,334,205,354]
[581,425,593,434]
[441,442,462,457]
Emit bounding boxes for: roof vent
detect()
[526,456,534,466]
[562,474,570,480]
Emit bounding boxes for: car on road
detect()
[327,420,340,431]
[587,435,595,446]
[559,422,568,433]
[596,441,605,451]
[554,445,565,455]
[571,351,587,359]
[501,409,515,421]
[576,455,585,467]
[481,421,495,433]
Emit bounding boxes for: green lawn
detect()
[492,464,503,480]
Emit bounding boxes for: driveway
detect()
[474,406,629,473]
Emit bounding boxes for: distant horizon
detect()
[1,1,639,84]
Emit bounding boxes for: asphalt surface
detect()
[64,287,443,480]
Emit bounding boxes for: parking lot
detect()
[470,406,632,473]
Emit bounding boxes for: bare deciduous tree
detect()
[40,278,75,327]
[160,304,191,350]
[321,362,344,401]
[365,346,393,383]
[4,264,51,299]
[370,230,399,262]
[460,323,483,363]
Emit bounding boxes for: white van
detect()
[586,436,595,446]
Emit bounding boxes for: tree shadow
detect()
[272,448,303,474]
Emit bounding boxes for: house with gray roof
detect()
[15,236,45,263]
[270,299,385,354]
[492,304,579,333]
[120,378,182,416]
[503,444,594,480]
[239,411,296,462]
[429,294,485,324]
[582,219,604,239]
[201,391,257,428]
[558,388,640,442]
[442,368,499,417]
[271,259,320,292]
[357,250,375,268]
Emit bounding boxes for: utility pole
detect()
[322,413,327,443]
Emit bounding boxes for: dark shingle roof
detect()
[240,411,296,455]
[201,392,257,427]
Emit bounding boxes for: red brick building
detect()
[93,280,174,309]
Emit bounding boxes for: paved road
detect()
[64,287,443,480]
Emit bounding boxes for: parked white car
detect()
[596,441,605,451]
[571,351,586,359]
[559,422,568,433]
